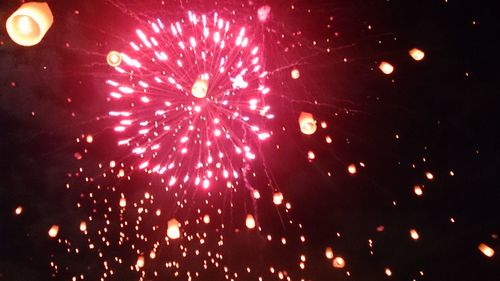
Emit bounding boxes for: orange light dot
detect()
[425,172,434,180]
[14,206,23,215]
[119,198,126,207]
[379,61,394,75]
[291,68,300,79]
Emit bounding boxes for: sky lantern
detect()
[298,112,317,135]
[332,256,345,268]
[14,206,23,215]
[325,247,334,259]
[203,214,210,224]
[257,5,271,22]
[245,214,256,229]
[167,218,181,239]
[79,221,87,232]
[106,51,122,67]
[191,78,209,99]
[291,68,300,79]
[410,229,420,240]
[347,164,357,175]
[48,225,59,238]
[6,2,54,47]
[478,243,495,257]
[273,192,284,205]
[409,48,425,61]
[378,61,394,75]
[414,185,423,196]
[136,255,145,268]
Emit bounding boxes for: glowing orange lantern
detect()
[79,221,87,232]
[410,229,419,240]
[332,256,345,268]
[191,78,209,98]
[273,192,284,205]
[291,68,300,79]
[379,61,394,75]
[48,225,59,238]
[167,218,181,239]
[106,51,122,67]
[298,112,317,135]
[6,2,54,47]
[409,48,425,61]
[245,214,256,229]
[325,247,334,259]
[478,243,495,257]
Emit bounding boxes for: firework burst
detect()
[106,11,272,190]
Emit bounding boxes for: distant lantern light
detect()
[107,51,122,67]
[203,214,210,224]
[385,268,392,276]
[409,48,425,61]
[79,221,87,232]
[410,229,420,240]
[347,164,357,175]
[167,218,181,239]
[14,206,23,215]
[191,78,209,99]
[245,214,256,229]
[48,225,59,238]
[478,243,495,258]
[325,247,334,259]
[273,192,284,205]
[291,68,300,79]
[257,5,271,22]
[119,197,126,208]
[414,185,423,196]
[136,255,145,268]
[298,112,317,135]
[332,257,345,268]
[378,61,394,75]
[425,172,434,180]
[6,2,54,47]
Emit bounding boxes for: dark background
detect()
[1,0,499,280]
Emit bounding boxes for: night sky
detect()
[1,0,499,280]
